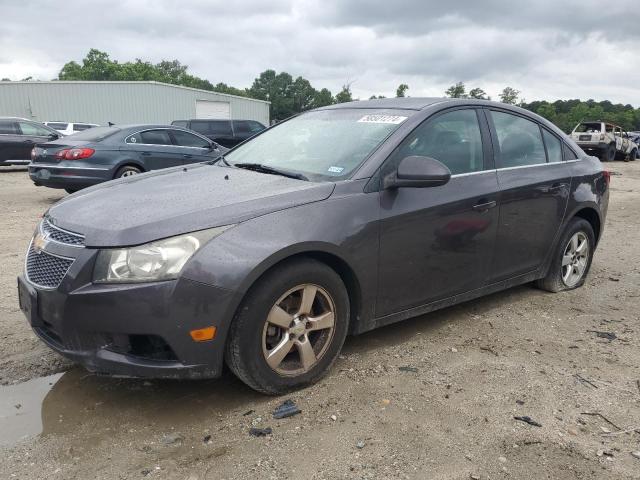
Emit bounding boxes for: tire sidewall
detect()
[116,166,142,178]
[550,218,595,291]
[229,260,349,393]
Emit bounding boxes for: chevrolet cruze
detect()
[18,98,609,394]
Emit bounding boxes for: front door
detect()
[376,108,499,317]
[486,109,571,281]
[168,129,217,164]
[16,121,55,161]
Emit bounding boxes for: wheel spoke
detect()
[267,305,293,329]
[308,311,335,331]
[298,285,317,315]
[562,254,572,266]
[570,234,579,253]
[576,238,587,254]
[266,336,294,369]
[296,338,317,370]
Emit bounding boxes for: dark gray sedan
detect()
[29,125,227,192]
[18,98,609,394]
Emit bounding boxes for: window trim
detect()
[540,126,565,164]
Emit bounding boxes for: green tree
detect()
[499,87,520,105]
[335,84,353,104]
[396,83,409,97]
[468,87,488,99]
[445,82,466,98]
[313,88,334,108]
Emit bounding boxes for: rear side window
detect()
[190,121,210,135]
[563,144,578,160]
[170,129,210,148]
[210,121,232,135]
[542,129,563,163]
[386,108,485,175]
[127,129,173,145]
[491,111,546,168]
[172,121,188,128]
[0,120,17,134]
[73,124,93,131]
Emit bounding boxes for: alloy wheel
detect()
[561,231,589,287]
[262,284,336,376]
[121,170,138,177]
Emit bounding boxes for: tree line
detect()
[4,49,639,131]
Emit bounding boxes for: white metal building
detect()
[0,81,270,126]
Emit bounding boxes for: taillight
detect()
[603,170,610,186]
[55,148,95,160]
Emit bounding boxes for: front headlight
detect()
[93,226,232,283]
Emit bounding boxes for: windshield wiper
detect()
[233,163,309,181]
[208,154,230,166]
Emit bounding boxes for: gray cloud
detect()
[0,0,638,105]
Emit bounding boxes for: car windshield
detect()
[575,123,601,133]
[66,126,119,141]
[224,109,412,181]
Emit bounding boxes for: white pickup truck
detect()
[571,121,638,162]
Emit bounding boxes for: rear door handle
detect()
[472,200,497,212]
[23,140,34,143]
[183,154,193,159]
[549,182,568,192]
[141,151,151,156]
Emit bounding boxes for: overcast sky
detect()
[1,0,639,105]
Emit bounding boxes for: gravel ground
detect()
[1,163,639,479]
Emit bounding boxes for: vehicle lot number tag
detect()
[358,115,407,124]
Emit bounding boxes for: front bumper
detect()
[17,271,237,379]
[29,163,114,189]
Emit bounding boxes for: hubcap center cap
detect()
[289,320,306,337]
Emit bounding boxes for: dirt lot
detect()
[1,164,639,480]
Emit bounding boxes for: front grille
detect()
[42,218,85,246]
[26,246,74,289]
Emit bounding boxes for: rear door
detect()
[376,107,500,316]
[123,129,184,170]
[486,109,571,282]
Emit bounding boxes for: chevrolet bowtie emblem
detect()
[32,232,47,254]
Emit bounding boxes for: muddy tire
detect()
[64,188,79,194]
[225,258,349,395]
[600,144,615,162]
[627,149,637,162]
[536,218,595,293]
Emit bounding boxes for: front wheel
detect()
[225,259,349,394]
[536,218,595,292]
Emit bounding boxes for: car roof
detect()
[0,116,35,121]
[319,97,538,112]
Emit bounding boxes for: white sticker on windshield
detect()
[328,166,344,174]
[358,114,407,124]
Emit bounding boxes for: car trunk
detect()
[31,141,92,164]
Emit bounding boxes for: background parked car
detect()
[0,117,61,166]
[29,124,227,192]
[171,119,265,148]
[43,121,100,136]
[570,121,637,161]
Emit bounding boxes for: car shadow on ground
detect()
[28,284,539,442]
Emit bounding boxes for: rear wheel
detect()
[536,218,595,292]
[627,149,637,162]
[64,188,79,194]
[115,165,142,178]
[225,258,349,394]
[600,144,615,162]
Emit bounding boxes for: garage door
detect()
[195,100,231,119]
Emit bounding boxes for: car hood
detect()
[47,164,335,247]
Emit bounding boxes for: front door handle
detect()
[141,151,151,156]
[183,154,193,159]
[549,182,569,192]
[23,139,34,143]
[472,200,497,212]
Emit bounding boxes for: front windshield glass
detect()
[224,109,412,181]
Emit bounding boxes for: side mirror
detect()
[209,142,219,151]
[48,133,59,140]
[384,156,451,189]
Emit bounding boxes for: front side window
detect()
[46,122,68,130]
[18,121,53,136]
[225,109,412,181]
[210,121,232,136]
[171,129,210,148]
[385,109,484,175]
[574,122,602,133]
[137,129,172,145]
[73,124,93,131]
[491,111,546,168]
[542,129,563,163]
[189,121,211,135]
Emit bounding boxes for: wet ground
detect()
[1,164,639,479]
